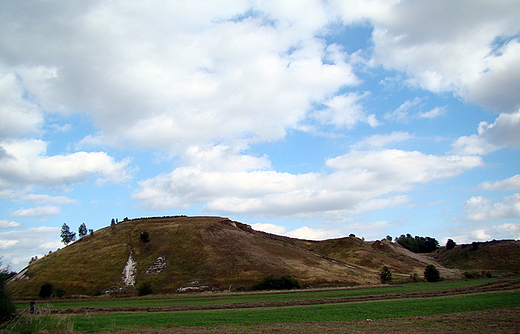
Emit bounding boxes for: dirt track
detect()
[50,278,520,314]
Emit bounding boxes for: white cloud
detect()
[313,92,378,129]
[450,134,500,156]
[351,131,414,149]
[19,194,76,205]
[0,220,22,229]
[367,0,520,114]
[385,97,421,123]
[0,71,44,139]
[11,206,61,218]
[463,193,520,222]
[419,106,446,119]
[480,174,520,191]
[251,223,287,235]
[477,111,520,148]
[134,148,482,218]
[0,226,61,271]
[286,226,341,240]
[0,139,134,189]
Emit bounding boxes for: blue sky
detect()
[1,0,519,271]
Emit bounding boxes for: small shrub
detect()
[379,266,392,284]
[410,273,422,282]
[424,264,441,282]
[54,287,66,298]
[137,282,153,296]
[140,231,150,242]
[446,239,456,250]
[463,271,481,279]
[39,283,54,298]
[253,275,300,291]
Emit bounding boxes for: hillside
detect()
[432,239,520,273]
[7,216,511,298]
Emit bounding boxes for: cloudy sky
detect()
[1,0,519,271]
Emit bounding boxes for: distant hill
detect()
[7,216,519,298]
[432,239,520,272]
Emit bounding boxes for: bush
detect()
[54,287,66,298]
[446,239,456,250]
[424,264,441,282]
[253,275,301,291]
[137,282,153,296]
[379,266,392,284]
[140,231,150,242]
[463,271,481,279]
[0,281,16,323]
[39,283,54,298]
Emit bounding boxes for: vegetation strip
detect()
[47,278,520,314]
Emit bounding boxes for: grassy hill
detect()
[7,216,517,298]
[432,239,520,273]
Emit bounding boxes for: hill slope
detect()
[7,216,474,297]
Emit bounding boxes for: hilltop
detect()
[7,216,519,298]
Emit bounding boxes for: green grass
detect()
[16,288,520,333]
[16,277,505,310]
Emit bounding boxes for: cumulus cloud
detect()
[451,111,520,155]
[1,1,361,154]
[367,0,520,114]
[134,148,482,218]
[477,111,520,148]
[463,193,520,222]
[0,226,61,271]
[0,71,44,139]
[0,139,134,189]
[286,226,341,240]
[0,220,22,229]
[11,206,61,218]
[351,131,414,149]
[18,194,76,205]
[251,223,287,235]
[480,174,520,191]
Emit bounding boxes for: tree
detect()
[446,239,456,250]
[60,223,76,245]
[0,259,16,323]
[78,223,88,238]
[424,264,441,282]
[380,266,393,284]
[396,234,439,253]
[385,235,392,241]
[39,283,54,298]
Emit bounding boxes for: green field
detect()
[6,278,520,334]
[14,277,505,310]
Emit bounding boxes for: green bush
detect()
[0,281,16,323]
[253,275,301,291]
[424,264,441,282]
[137,282,153,296]
[379,266,392,284]
[39,283,54,298]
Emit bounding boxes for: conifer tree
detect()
[60,223,76,245]
[78,223,88,238]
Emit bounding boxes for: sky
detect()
[1,0,519,272]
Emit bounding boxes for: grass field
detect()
[14,277,506,310]
[5,278,520,334]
